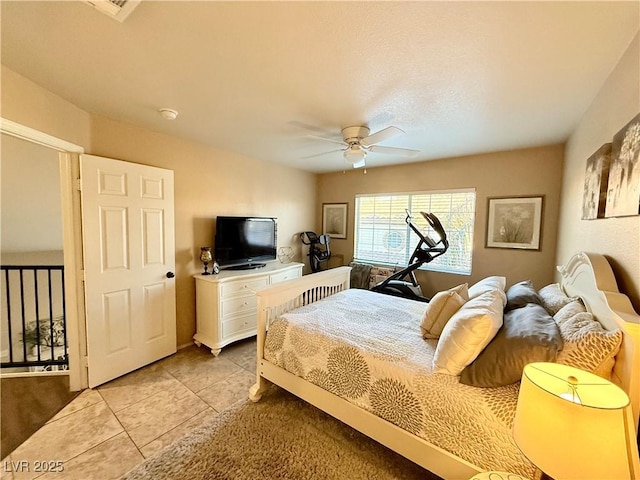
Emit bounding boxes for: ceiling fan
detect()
[305,126,420,169]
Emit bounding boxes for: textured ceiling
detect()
[1,1,638,173]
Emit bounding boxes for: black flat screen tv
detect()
[214,216,277,269]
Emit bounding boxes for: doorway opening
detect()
[1,134,68,374]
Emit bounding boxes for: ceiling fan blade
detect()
[360,126,404,147]
[300,148,345,159]
[289,120,336,137]
[368,145,420,157]
[306,135,347,147]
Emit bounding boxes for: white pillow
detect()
[432,290,504,376]
[468,276,506,299]
[420,283,469,339]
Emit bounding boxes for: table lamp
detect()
[513,362,639,480]
[199,246,213,275]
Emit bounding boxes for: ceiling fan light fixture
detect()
[303,123,417,169]
[352,159,367,169]
[343,146,366,164]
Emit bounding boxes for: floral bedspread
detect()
[264,289,535,478]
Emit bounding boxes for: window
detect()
[354,189,476,275]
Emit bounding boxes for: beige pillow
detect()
[432,290,504,376]
[420,283,469,339]
[555,311,623,380]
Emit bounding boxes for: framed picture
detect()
[582,143,611,220]
[322,203,348,239]
[604,112,640,218]
[486,196,544,250]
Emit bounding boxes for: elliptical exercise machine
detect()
[300,231,332,273]
[371,211,449,303]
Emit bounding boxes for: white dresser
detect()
[193,261,303,355]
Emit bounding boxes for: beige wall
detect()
[1,134,63,253]
[1,64,317,349]
[1,65,91,148]
[557,33,640,311]
[317,145,564,297]
[89,115,317,347]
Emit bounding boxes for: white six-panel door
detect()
[80,154,176,387]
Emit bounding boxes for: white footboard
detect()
[249,266,351,401]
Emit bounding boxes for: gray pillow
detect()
[538,283,575,316]
[505,280,541,312]
[459,303,563,387]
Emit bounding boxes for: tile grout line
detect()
[17,391,126,480]
[124,360,232,458]
[98,363,194,414]
[136,406,220,459]
[95,389,146,463]
[42,391,103,425]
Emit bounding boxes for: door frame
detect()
[1,117,87,390]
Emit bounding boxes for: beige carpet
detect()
[121,386,442,480]
[1,375,79,459]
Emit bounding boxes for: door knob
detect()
[166,272,175,278]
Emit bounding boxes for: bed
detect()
[248,252,640,479]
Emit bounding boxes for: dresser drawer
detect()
[194,262,303,356]
[270,268,301,285]
[222,313,257,338]
[220,277,269,297]
[221,295,257,317]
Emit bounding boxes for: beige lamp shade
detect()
[513,362,638,480]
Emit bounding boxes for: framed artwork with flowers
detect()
[322,203,348,239]
[486,196,544,250]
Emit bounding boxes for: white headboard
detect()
[557,251,640,428]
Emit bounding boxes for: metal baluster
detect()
[4,269,14,363]
[61,268,67,365]
[47,269,54,362]
[19,269,27,362]
[34,268,41,362]
[0,266,68,369]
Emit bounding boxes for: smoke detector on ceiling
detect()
[158,108,179,121]
[85,0,141,22]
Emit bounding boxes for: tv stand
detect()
[193,261,303,356]
[225,263,266,271]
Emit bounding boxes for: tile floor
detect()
[1,338,258,480]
